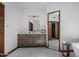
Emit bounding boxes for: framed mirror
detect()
[48,10,61,51]
[28,16,40,33]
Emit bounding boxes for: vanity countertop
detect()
[18,33,46,34]
[27,32,46,34]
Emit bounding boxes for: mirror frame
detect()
[47,10,61,51]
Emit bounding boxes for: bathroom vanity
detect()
[18,34,46,47]
[18,16,46,47]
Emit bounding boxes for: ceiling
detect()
[14,2,49,9]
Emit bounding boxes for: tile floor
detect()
[7,47,75,57]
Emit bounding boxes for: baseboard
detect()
[0,47,18,57]
[8,47,18,54]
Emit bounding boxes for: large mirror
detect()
[48,11,60,51]
[28,16,40,33]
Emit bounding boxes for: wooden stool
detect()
[62,42,71,57]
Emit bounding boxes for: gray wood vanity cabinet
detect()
[18,34,46,47]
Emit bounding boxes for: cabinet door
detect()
[33,34,40,46]
[40,34,46,46]
[26,34,32,46]
[18,34,27,47]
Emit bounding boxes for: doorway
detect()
[48,11,60,51]
[0,3,4,55]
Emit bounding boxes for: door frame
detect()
[47,10,61,51]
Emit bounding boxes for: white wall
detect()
[4,2,22,54]
[18,8,47,34]
[46,2,79,49]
